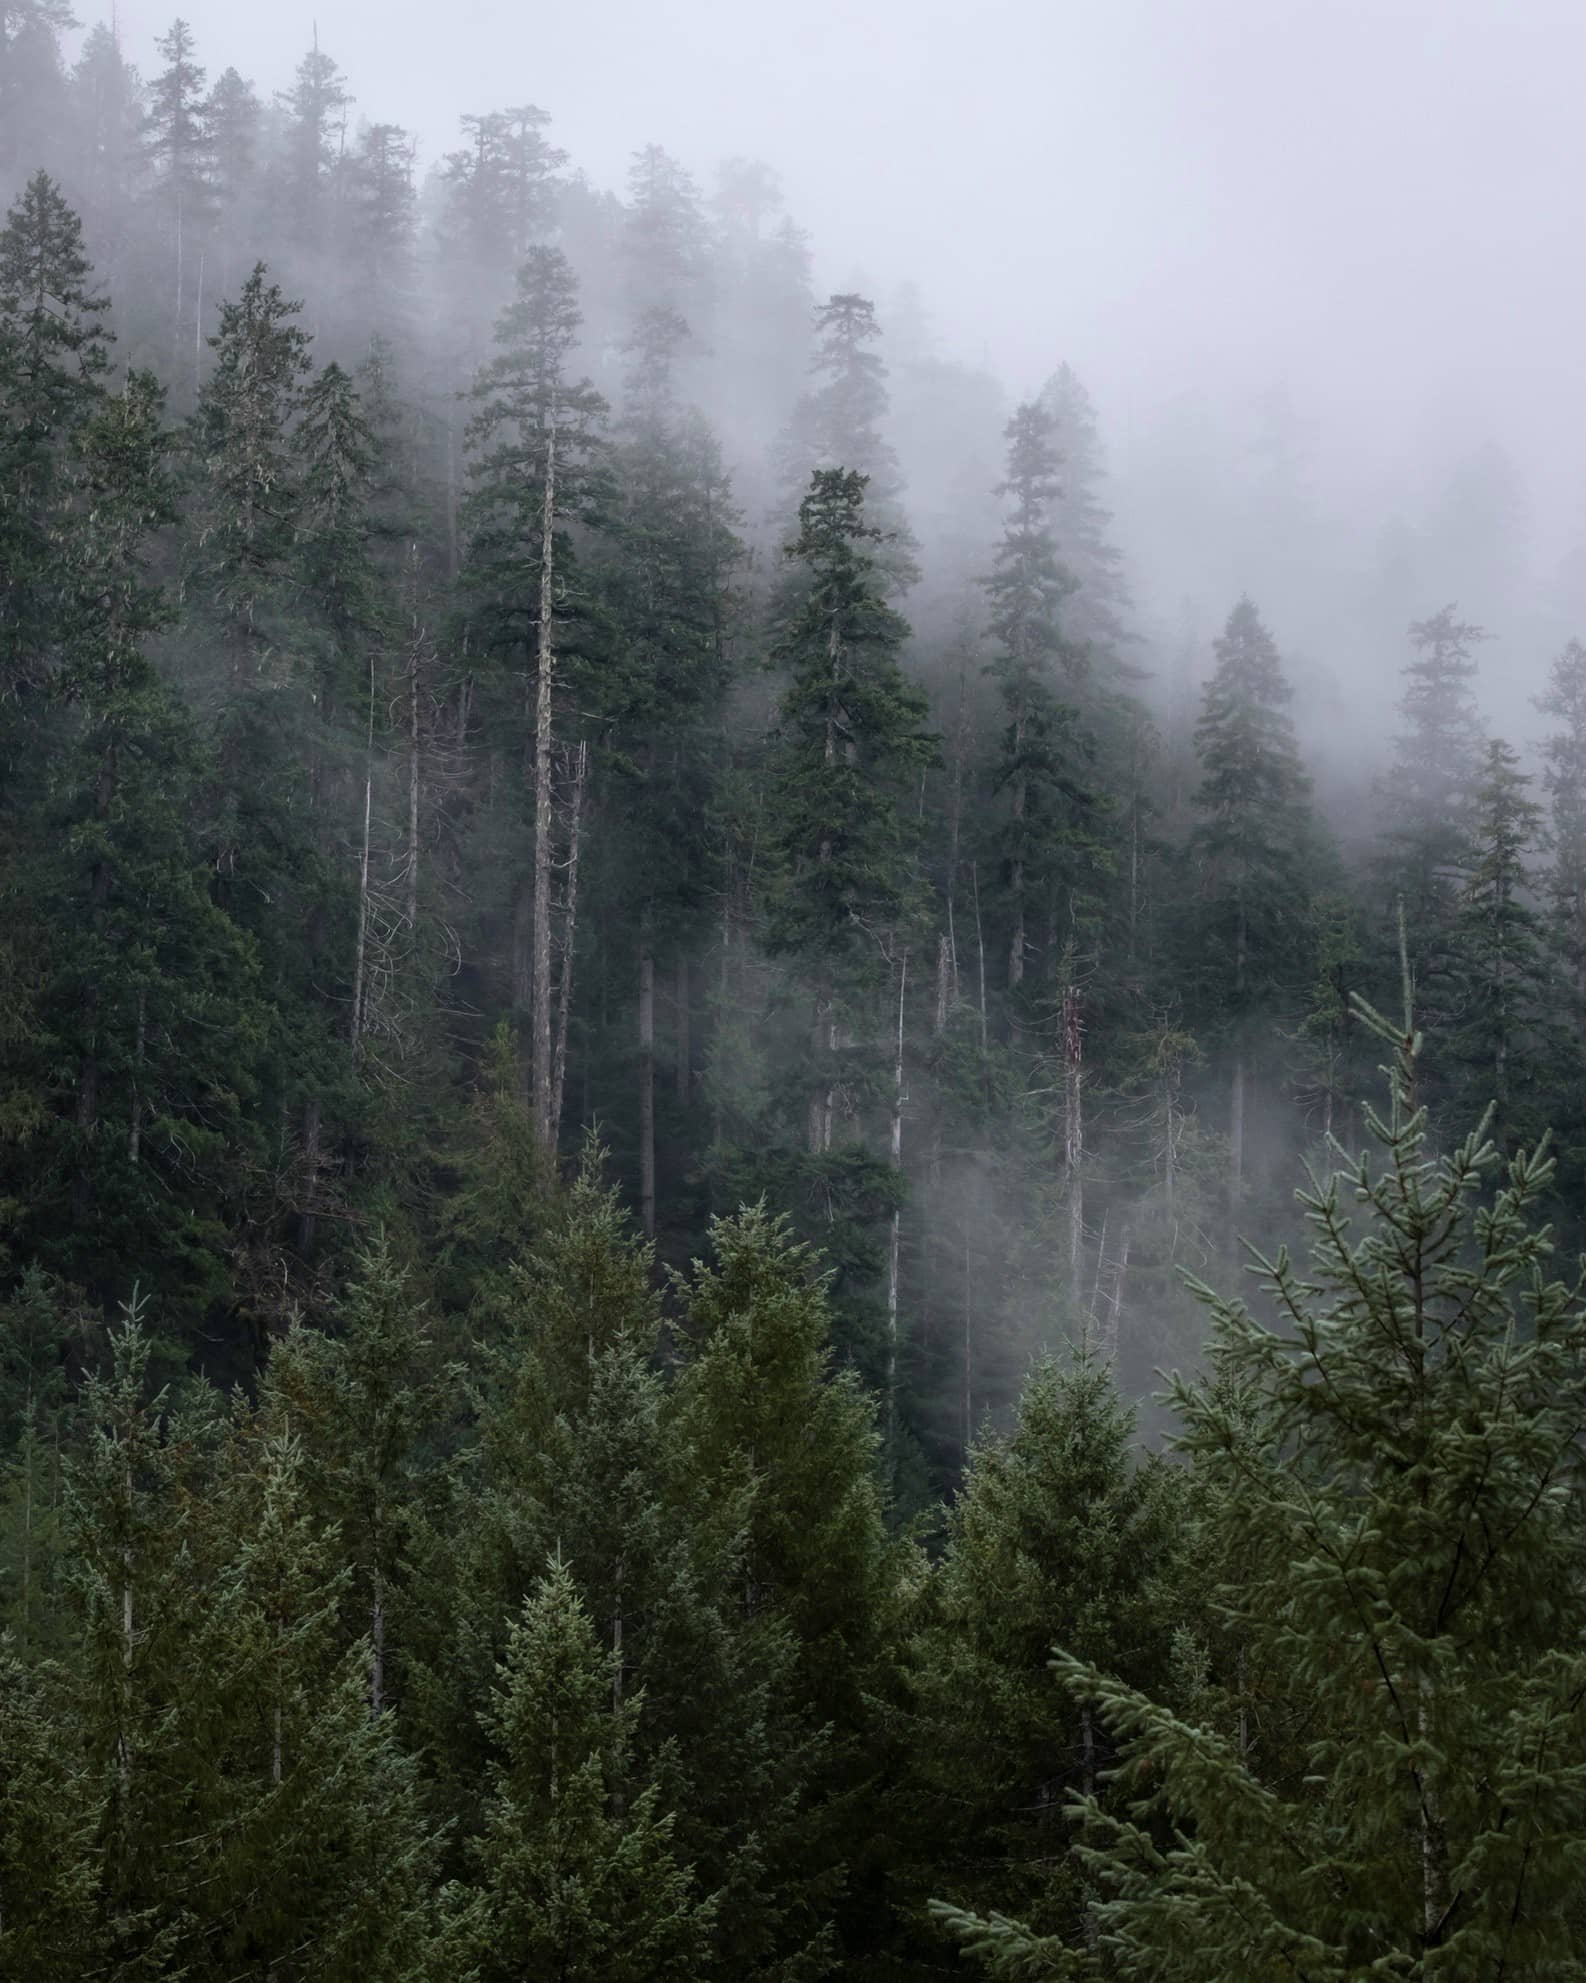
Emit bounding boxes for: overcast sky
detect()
[89,0,1586,699]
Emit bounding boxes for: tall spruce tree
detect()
[937,974,1586,1979]
[1187,596,1314,1238]
[465,244,607,1151]
[1377,604,1486,1068]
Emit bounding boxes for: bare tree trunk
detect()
[297,1095,323,1256]
[349,666,375,1064]
[886,951,907,1455]
[639,923,656,1239]
[532,417,558,1149]
[549,739,585,1145]
[935,930,950,1034]
[963,1218,974,1458]
[406,612,421,943]
[1229,1054,1246,1240]
[971,861,989,1056]
[674,955,690,1104]
[1063,979,1085,1314]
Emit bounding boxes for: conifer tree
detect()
[0,1648,98,1979]
[1187,596,1313,1233]
[1377,604,1486,1059]
[778,292,919,591]
[767,468,933,1152]
[466,245,607,1150]
[937,973,1586,1979]
[188,263,313,681]
[1039,361,1134,669]
[142,17,212,387]
[68,23,143,255]
[0,172,110,697]
[669,1204,902,1943]
[275,35,351,256]
[0,0,72,179]
[1452,736,1547,1142]
[451,1559,712,1983]
[1536,637,1586,1042]
[903,1359,1180,1954]
[983,397,1082,995]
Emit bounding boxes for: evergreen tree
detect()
[450,1558,713,1983]
[0,0,72,180]
[274,35,351,257]
[1040,361,1134,670]
[1377,604,1486,1059]
[766,469,933,1146]
[465,244,607,1149]
[777,291,918,591]
[142,17,212,387]
[982,397,1084,996]
[937,977,1586,1978]
[1451,736,1547,1144]
[902,1359,1180,1955]
[0,171,111,697]
[1536,637,1586,1046]
[1187,596,1314,1235]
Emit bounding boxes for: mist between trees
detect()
[8,5,1586,1977]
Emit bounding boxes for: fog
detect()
[96,0,1586,742]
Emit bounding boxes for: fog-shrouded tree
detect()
[466,244,608,1150]
[936,977,1586,1980]
[142,17,212,389]
[1186,595,1314,1240]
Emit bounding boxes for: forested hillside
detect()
[7,6,1586,1976]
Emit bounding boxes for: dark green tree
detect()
[937,980,1586,1979]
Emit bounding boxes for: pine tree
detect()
[777,292,919,591]
[67,23,143,257]
[450,1558,713,1983]
[669,1203,902,1940]
[902,1359,1180,1955]
[0,0,73,180]
[204,64,263,295]
[274,35,351,256]
[142,17,212,389]
[936,971,1586,1978]
[1377,604,1486,1059]
[1187,596,1314,1236]
[1040,362,1134,669]
[1451,736,1547,1144]
[982,397,1083,996]
[1536,637,1586,1043]
[187,263,313,682]
[767,469,933,1147]
[465,245,607,1150]
[0,172,111,698]
[0,1648,99,1980]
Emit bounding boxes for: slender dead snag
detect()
[350,651,376,1065]
[639,917,656,1238]
[549,738,585,1146]
[532,408,558,1150]
[886,949,908,1454]
[1063,974,1085,1313]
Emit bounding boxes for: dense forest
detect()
[7,5,1586,1976]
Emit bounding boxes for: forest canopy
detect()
[5,4,1586,1976]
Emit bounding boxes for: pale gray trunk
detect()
[639,929,656,1238]
[674,955,690,1104]
[1063,981,1084,1313]
[549,739,585,1144]
[350,655,376,1062]
[532,415,558,1149]
[886,952,907,1451]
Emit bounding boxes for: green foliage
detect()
[937,975,1586,1978]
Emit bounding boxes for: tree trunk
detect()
[638,924,656,1238]
[1063,980,1084,1314]
[549,739,585,1146]
[128,989,146,1164]
[349,673,375,1063]
[886,951,907,1456]
[297,1095,323,1256]
[532,415,558,1150]
[674,954,690,1104]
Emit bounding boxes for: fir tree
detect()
[1377,604,1486,1061]
[1039,361,1134,670]
[1187,595,1314,1235]
[1451,736,1547,1144]
[778,291,919,591]
[465,245,607,1149]
[451,1558,713,1983]
[936,970,1586,1978]
[142,17,212,386]
[902,1359,1180,1955]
